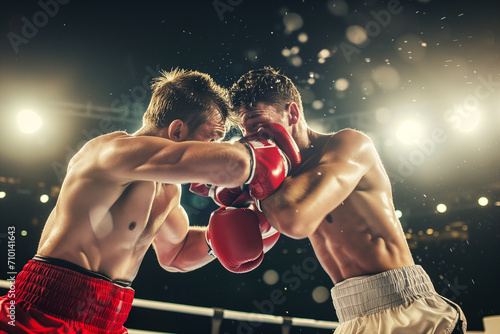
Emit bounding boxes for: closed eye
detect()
[244,113,261,121]
[209,131,225,142]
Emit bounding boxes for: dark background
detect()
[1,0,499,333]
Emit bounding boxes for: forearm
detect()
[166,142,251,187]
[198,142,252,187]
[262,167,351,239]
[163,226,215,273]
[261,176,320,239]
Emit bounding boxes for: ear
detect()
[167,119,189,142]
[287,102,300,126]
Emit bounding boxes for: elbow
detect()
[157,251,189,273]
[271,206,315,240]
[166,266,189,273]
[158,258,189,273]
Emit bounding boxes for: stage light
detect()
[40,194,49,203]
[283,12,303,33]
[327,0,348,16]
[281,48,291,57]
[17,109,43,134]
[298,32,308,43]
[0,191,5,199]
[290,55,303,67]
[346,25,367,45]
[396,120,422,144]
[478,197,488,206]
[318,49,331,59]
[312,100,324,110]
[263,270,279,285]
[395,210,402,218]
[426,228,434,235]
[312,286,330,303]
[436,204,447,213]
[334,78,349,91]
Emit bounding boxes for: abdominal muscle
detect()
[309,191,414,284]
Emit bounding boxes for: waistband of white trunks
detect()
[330,265,437,323]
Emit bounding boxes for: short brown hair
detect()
[143,68,232,132]
[229,67,303,116]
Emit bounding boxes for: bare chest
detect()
[109,182,180,240]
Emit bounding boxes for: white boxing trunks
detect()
[331,265,466,334]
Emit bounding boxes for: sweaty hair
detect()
[143,68,232,132]
[229,67,303,116]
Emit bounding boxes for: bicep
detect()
[156,204,190,247]
[152,204,190,267]
[153,206,213,272]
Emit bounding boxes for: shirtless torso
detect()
[302,132,414,283]
[240,102,414,284]
[232,69,465,332]
[37,126,250,282]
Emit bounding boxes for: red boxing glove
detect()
[255,123,301,173]
[240,123,301,200]
[189,183,252,207]
[206,207,264,273]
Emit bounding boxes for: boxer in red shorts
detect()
[0,68,300,333]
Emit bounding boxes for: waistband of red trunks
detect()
[15,259,135,333]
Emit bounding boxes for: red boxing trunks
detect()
[0,259,135,334]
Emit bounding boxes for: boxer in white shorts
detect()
[229,67,467,333]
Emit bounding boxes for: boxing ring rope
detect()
[0,279,339,333]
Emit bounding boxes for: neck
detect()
[133,125,161,137]
[291,123,328,163]
[291,121,321,149]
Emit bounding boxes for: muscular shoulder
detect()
[68,131,129,175]
[328,129,389,191]
[88,131,131,153]
[72,131,128,156]
[323,129,376,160]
